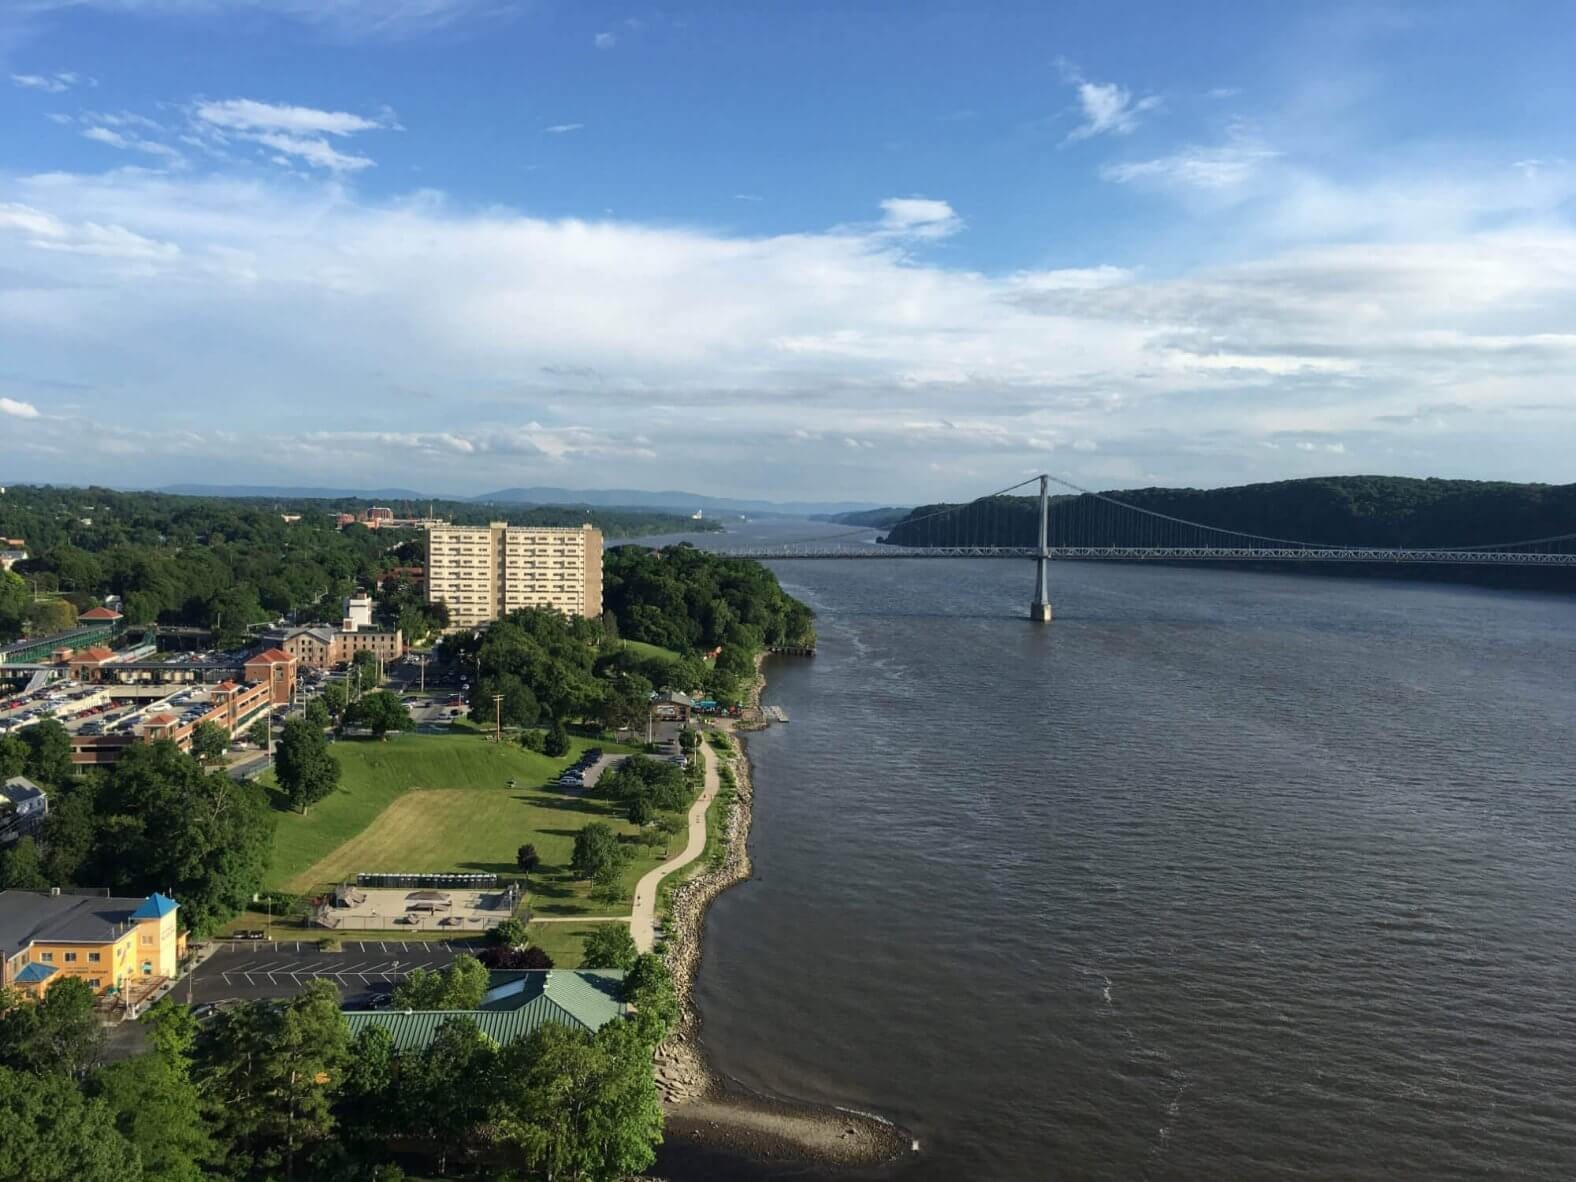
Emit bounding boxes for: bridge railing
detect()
[716,545,1576,566]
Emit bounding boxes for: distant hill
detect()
[812,506,913,527]
[474,486,883,516]
[158,483,432,500]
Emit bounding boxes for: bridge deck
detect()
[718,546,1576,566]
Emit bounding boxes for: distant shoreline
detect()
[652,653,910,1176]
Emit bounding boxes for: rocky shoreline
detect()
[651,654,910,1173]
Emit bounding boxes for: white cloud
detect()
[15,1,501,40]
[878,196,963,240]
[1058,60,1161,143]
[82,126,186,165]
[733,193,763,202]
[1,397,41,419]
[1103,129,1280,191]
[12,72,81,93]
[3,168,1576,494]
[593,31,615,49]
[544,123,584,135]
[190,98,391,172]
[195,98,385,136]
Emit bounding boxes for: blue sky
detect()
[3,1,1575,500]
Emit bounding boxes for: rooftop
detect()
[245,647,295,664]
[0,889,174,950]
[79,607,123,621]
[343,970,626,1051]
[0,777,45,805]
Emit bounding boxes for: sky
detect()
[2,1,1575,502]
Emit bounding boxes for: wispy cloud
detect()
[82,125,186,165]
[733,193,763,202]
[1103,127,1280,191]
[193,98,393,172]
[543,123,584,135]
[12,71,86,93]
[14,1,506,41]
[1057,59,1161,143]
[593,31,616,49]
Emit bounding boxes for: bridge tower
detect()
[1030,474,1053,621]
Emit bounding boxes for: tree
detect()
[190,721,229,766]
[274,717,340,815]
[22,719,73,786]
[581,924,638,971]
[398,1018,497,1175]
[624,954,679,1044]
[320,681,348,719]
[0,837,48,890]
[543,717,571,758]
[570,822,625,881]
[488,917,529,949]
[197,981,349,1179]
[351,650,381,695]
[390,955,489,1011]
[0,571,27,644]
[0,977,103,1078]
[490,1021,663,1182]
[38,781,98,885]
[626,797,655,826]
[478,946,553,970]
[245,718,271,748]
[599,673,652,733]
[515,843,540,878]
[519,728,546,753]
[0,734,25,779]
[88,1050,215,1182]
[90,741,274,934]
[656,813,685,856]
[26,597,77,635]
[304,697,331,729]
[0,1065,138,1182]
[346,691,411,740]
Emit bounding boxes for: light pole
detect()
[493,693,504,743]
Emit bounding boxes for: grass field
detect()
[260,732,659,916]
[616,639,685,664]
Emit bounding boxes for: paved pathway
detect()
[630,740,722,952]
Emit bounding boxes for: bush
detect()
[543,718,571,758]
[479,946,553,970]
[489,918,529,948]
[581,925,638,971]
[519,729,546,754]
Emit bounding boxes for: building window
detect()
[64,952,77,963]
[89,952,101,963]
[40,952,54,963]
[88,978,101,989]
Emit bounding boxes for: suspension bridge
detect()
[721,474,1576,621]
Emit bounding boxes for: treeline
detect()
[0,486,714,645]
[0,952,679,1181]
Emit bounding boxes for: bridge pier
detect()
[1030,474,1053,621]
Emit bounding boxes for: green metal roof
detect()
[344,970,626,1053]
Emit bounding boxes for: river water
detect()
[639,521,1576,1181]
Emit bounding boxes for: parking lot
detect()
[188,940,462,1006]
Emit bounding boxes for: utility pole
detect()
[418,653,426,694]
[1030,474,1053,622]
[493,693,504,743]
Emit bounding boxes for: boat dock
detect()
[765,705,790,723]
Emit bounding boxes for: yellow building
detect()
[0,889,183,999]
[425,522,603,628]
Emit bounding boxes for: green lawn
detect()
[522,923,612,970]
[616,639,684,664]
[261,732,656,916]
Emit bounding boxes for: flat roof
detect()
[0,889,160,949]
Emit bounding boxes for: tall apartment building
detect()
[425,522,604,628]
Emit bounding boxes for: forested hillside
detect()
[885,476,1576,548]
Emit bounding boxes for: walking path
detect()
[630,739,721,952]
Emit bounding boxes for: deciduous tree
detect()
[581,924,638,971]
[275,717,339,815]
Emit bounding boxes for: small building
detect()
[342,970,626,1052]
[242,647,299,705]
[78,606,124,624]
[652,690,695,722]
[0,549,28,572]
[0,777,47,845]
[261,623,403,671]
[343,594,375,631]
[0,889,184,998]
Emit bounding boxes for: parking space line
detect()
[221,973,233,985]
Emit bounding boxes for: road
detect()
[630,738,722,953]
[185,939,460,1006]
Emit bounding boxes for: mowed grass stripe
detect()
[263,731,656,917]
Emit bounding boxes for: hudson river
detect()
[657,523,1576,1180]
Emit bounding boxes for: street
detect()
[185,939,462,1006]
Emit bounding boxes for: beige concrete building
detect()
[425,522,603,628]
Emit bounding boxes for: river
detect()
[633,520,1576,1180]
